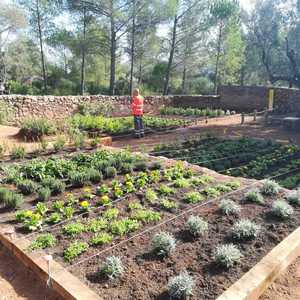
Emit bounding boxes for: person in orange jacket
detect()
[131,88,145,138]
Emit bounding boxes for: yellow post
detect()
[268,89,274,111]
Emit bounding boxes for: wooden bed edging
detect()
[217,226,300,300]
[0,231,102,300]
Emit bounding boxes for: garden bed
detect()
[151,136,300,189]
[1,146,300,300]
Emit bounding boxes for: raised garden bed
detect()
[151,136,300,189]
[1,146,300,299]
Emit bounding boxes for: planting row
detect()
[151,136,300,189]
[160,106,236,118]
[61,181,300,299]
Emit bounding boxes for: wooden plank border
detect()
[217,226,300,300]
[0,231,102,300]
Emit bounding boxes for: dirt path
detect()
[261,257,300,300]
[0,244,62,300]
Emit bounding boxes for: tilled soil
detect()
[69,190,300,300]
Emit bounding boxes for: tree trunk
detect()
[163,15,178,95]
[138,61,142,84]
[214,23,223,95]
[181,64,186,94]
[80,7,87,96]
[36,0,47,94]
[129,0,136,94]
[109,10,116,96]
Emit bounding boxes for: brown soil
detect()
[69,189,300,300]
[0,243,62,300]
[260,257,300,300]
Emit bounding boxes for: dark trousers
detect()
[134,116,144,137]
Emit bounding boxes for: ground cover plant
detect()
[160,106,229,118]
[151,136,300,189]
[70,115,191,136]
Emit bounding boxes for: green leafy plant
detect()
[219,199,241,216]
[53,136,66,152]
[110,218,140,236]
[128,201,143,211]
[184,191,204,204]
[173,178,190,188]
[35,202,48,216]
[99,195,111,206]
[62,222,85,237]
[62,206,75,219]
[245,189,265,205]
[151,231,176,257]
[145,189,158,203]
[168,271,194,299]
[103,208,119,220]
[96,184,110,196]
[100,256,124,279]
[47,212,62,224]
[20,118,56,140]
[201,187,220,198]
[30,234,56,251]
[52,200,65,213]
[160,199,177,210]
[214,244,242,268]
[90,232,113,246]
[232,219,261,240]
[186,216,208,237]
[68,171,89,188]
[85,218,108,233]
[23,213,43,231]
[271,200,294,219]
[158,184,176,196]
[131,209,161,223]
[64,241,89,262]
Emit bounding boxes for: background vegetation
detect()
[1,0,299,96]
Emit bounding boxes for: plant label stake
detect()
[5,228,15,240]
[44,255,53,288]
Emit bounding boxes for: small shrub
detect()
[99,195,111,206]
[0,188,24,208]
[202,187,220,198]
[151,231,176,256]
[186,216,208,237]
[226,181,241,190]
[271,200,294,219]
[42,177,65,195]
[245,189,264,205]
[11,146,25,159]
[17,179,38,195]
[90,232,113,246]
[219,199,241,216]
[191,175,214,186]
[35,202,48,216]
[128,201,143,211]
[64,241,89,262]
[287,190,300,206]
[120,162,133,174]
[145,189,158,203]
[20,118,55,140]
[68,171,89,188]
[30,234,56,251]
[62,206,75,219]
[261,180,280,196]
[37,187,51,202]
[105,166,117,179]
[62,222,85,237]
[160,199,177,210]
[134,160,148,172]
[87,168,103,183]
[232,219,261,240]
[168,271,194,299]
[96,184,110,196]
[53,136,66,152]
[90,137,100,148]
[184,191,204,204]
[214,244,242,268]
[52,200,65,213]
[100,256,124,279]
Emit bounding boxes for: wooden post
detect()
[241,113,245,124]
[268,89,274,111]
[253,109,257,121]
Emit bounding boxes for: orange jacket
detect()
[131,95,144,116]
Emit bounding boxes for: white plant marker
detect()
[44,255,53,287]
